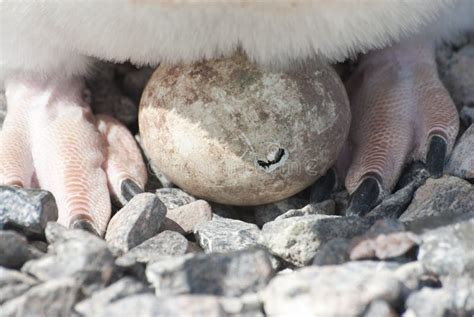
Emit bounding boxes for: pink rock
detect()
[161,200,212,234]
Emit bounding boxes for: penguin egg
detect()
[139,54,350,205]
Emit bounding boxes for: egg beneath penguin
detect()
[139,54,350,205]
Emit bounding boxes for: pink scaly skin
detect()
[342,40,459,215]
[0,74,147,236]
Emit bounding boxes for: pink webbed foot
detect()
[342,41,459,216]
[0,74,147,236]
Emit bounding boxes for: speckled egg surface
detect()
[139,54,350,205]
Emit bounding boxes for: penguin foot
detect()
[343,40,459,216]
[0,74,147,236]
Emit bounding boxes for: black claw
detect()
[70,215,100,237]
[426,135,447,179]
[121,178,144,202]
[346,176,381,217]
[310,168,337,203]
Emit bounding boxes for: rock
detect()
[0,267,37,305]
[0,186,58,238]
[87,62,138,127]
[263,261,403,317]
[45,221,94,244]
[447,125,474,180]
[261,214,371,266]
[393,261,437,292]
[0,230,43,269]
[418,218,474,279]
[405,283,474,317]
[363,300,397,317]
[218,293,263,317]
[75,277,151,316]
[400,176,474,230]
[22,227,116,293]
[349,219,419,261]
[116,230,188,266]
[146,249,273,297]
[0,278,80,317]
[312,238,351,266]
[161,200,212,235]
[253,197,307,227]
[275,200,336,221]
[99,294,225,317]
[186,241,204,254]
[155,188,196,209]
[194,217,261,253]
[105,193,167,253]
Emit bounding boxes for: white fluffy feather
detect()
[0,0,473,81]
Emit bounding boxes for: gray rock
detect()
[75,277,151,316]
[393,261,435,293]
[263,261,403,317]
[312,238,351,266]
[218,293,263,317]
[418,218,474,279]
[400,176,474,230]
[146,249,273,297]
[0,267,37,305]
[194,217,261,253]
[252,196,307,227]
[155,188,196,209]
[261,214,371,266]
[116,230,188,266]
[161,200,212,235]
[447,125,474,180]
[0,186,57,238]
[105,193,167,253]
[22,227,116,292]
[45,221,94,244]
[0,278,80,317]
[275,200,336,221]
[405,283,474,317]
[0,230,43,269]
[349,219,420,261]
[98,294,225,317]
[363,300,397,317]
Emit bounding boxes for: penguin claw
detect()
[121,178,144,203]
[346,175,381,217]
[426,135,448,179]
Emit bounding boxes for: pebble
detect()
[349,219,420,261]
[116,230,188,266]
[312,238,351,266]
[161,199,212,235]
[405,282,474,317]
[252,196,307,227]
[99,294,225,317]
[399,176,474,230]
[146,249,273,297]
[260,214,371,266]
[194,217,261,253]
[75,277,151,316]
[105,193,167,253]
[22,227,116,293]
[0,230,43,269]
[155,187,196,209]
[263,261,403,317]
[418,217,474,279]
[275,200,336,221]
[0,267,37,305]
[0,186,58,238]
[447,124,474,180]
[0,277,80,317]
[363,300,397,317]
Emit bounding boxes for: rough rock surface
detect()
[194,217,261,253]
[0,186,58,238]
[261,214,371,266]
[146,249,273,297]
[0,230,42,269]
[447,124,474,180]
[400,176,474,230]
[155,188,197,209]
[105,193,167,252]
[418,218,474,279]
[116,230,188,266]
[0,267,37,305]
[252,197,307,227]
[161,199,212,234]
[263,261,402,317]
[312,238,351,266]
[275,200,336,220]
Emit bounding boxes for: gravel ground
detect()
[1,37,473,316]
